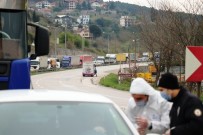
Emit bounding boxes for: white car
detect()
[93,60,104,66]
[0,90,139,135]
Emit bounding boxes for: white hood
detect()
[130,78,156,96]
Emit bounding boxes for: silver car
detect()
[0,90,139,135]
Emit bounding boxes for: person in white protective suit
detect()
[125,78,172,135]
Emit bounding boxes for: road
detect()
[31,64,131,109]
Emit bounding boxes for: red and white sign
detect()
[185,46,203,82]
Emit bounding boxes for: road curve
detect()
[31,64,131,108]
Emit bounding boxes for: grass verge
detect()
[99,73,131,91]
[99,73,203,102]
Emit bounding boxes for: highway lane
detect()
[31,64,131,109]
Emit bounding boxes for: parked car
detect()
[0,90,139,135]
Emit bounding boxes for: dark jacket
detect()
[170,86,203,135]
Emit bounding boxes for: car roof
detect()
[0,90,113,103]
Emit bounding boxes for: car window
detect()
[0,101,133,135]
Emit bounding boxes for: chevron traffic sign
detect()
[185,46,203,82]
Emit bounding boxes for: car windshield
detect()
[0,101,133,135]
[0,11,27,60]
[30,61,39,65]
[62,60,70,63]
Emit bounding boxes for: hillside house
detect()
[35,0,52,9]
[54,15,74,27]
[77,15,90,25]
[64,0,78,9]
[120,16,137,27]
[74,26,93,39]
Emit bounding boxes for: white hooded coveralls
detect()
[125,78,172,134]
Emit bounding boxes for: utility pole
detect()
[107,34,109,53]
[82,36,84,52]
[133,39,136,62]
[54,27,56,57]
[65,24,66,49]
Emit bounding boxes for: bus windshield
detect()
[0,10,27,59]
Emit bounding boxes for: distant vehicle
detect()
[93,56,105,66]
[61,56,71,68]
[116,53,127,63]
[47,58,58,69]
[105,54,116,64]
[82,55,94,77]
[136,57,149,62]
[39,56,48,69]
[30,57,40,70]
[70,56,80,67]
[30,56,48,71]
[0,90,139,135]
[55,58,60,69]
[93,60,103,66]
[136,62,157,83]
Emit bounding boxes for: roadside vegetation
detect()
[100,73,203,102]
[99,73,131,91]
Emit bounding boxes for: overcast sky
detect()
[103,0,188,7]
[103,0,203,13]
[103,0,152,7]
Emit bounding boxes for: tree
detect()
[96,18,112,27]
[82,1,87,10]
[76,3,82,10]
[150,7,158,22]
[109,2,116,10]
[89,24,102,38]
[87,0,92,10]
[139,0,203,88]
[32,11,40,22]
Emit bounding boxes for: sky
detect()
[103,0,152,7]
[103,0,188,7]
[103,0,203,13]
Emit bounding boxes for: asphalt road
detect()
[31,64,131,109]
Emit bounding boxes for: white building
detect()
[35,1,52,9]
[77,15,90,25]
[120,16,136,27]
[54,15,73,27]
[91,2,102,9]
[64,0,77,9]
[55,15,67,24]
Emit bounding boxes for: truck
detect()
[104,54,116,64]
[0,0,49,90]
[61,56,71,68]
[82,55,94,77]
[47,58,58,69]
[39,56,48,69]
[30,57,40,71]
[70,56,80,67]
[116,53,127,63]
[136,62,157,83]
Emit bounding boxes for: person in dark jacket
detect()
[93,64,97,77]
[158,72,203,135]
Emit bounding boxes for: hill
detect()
[28,0,153,56]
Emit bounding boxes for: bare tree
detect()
[140,0,203,95]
